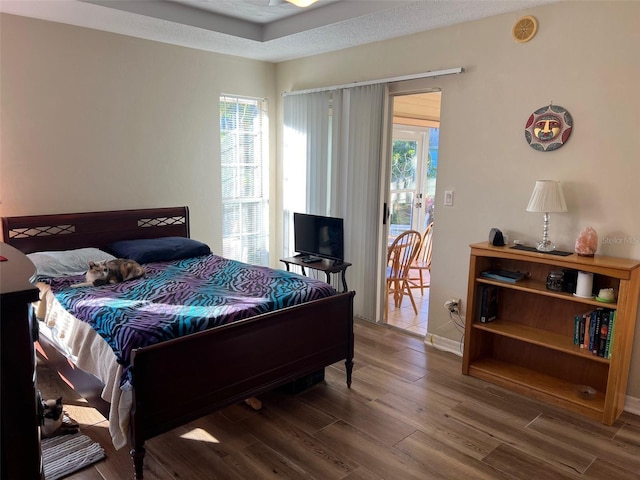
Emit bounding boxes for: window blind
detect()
[220,95,269,265]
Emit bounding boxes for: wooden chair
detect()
[386,229,422,318]
[409,222,433,295]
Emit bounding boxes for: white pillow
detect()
[27,247,116,281]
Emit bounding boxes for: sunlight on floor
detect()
[386,287,429,336]
[180,428,220,444]
[62,403,108,427]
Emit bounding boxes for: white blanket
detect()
[36,283,131,450]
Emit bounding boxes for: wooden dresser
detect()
[1,242,43,479]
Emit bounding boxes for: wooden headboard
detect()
[2,207,190,254]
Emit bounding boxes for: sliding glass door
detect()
[389,126,437,240]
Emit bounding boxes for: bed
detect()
[2,206,355,479]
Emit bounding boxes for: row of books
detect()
[573,308,616,359]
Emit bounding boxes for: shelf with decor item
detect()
[462,242,640,425]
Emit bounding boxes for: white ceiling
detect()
[0,0,555,63]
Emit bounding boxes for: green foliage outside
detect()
[391,140,416,190]
[390,139,437,228]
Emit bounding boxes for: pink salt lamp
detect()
[575,227,598,256]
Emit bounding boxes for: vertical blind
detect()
[220,95,269,265]
[283,84,385,321]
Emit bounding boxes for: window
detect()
[219,95,269,265]
[389,125,438,237]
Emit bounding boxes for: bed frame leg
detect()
[345,358,353,388]
[131,445,146,479]
[244,396,262,410]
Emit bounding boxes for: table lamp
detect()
[526,180,567,252]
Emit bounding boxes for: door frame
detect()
[376,83,442,324]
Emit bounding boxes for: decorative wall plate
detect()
[512,16,538,43]
[524,105,573,151]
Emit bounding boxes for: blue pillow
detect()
[108,237,211,263]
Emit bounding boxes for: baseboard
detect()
[426,333,464,357]
[624,395,640,416]
[426,334,640,417]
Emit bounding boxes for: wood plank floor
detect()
[37,319,640,480]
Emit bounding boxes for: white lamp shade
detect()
[526,180,567,213]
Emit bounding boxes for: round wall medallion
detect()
[524,105,573,151]
[512,15,538,43]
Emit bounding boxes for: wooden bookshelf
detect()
[462,242,640,425]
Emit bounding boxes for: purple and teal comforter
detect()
[48,254,336,388]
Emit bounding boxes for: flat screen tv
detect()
[293,212,344,263]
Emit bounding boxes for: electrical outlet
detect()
[444,297,461,314]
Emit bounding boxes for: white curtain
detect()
[282,84,385,321]
[282,91,330,255]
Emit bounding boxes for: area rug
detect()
[42,432,106,480]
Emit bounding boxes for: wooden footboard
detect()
[129,290,354,479]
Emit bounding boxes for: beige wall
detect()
[276,1,640,400]
[2,2,640,402]
[0,14,277,254]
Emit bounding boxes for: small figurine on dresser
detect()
[575,226,598,256]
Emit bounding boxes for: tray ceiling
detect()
[0,0,555,62]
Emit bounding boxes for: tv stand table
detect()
[280,257,351,293]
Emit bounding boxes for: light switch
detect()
[444,190,454,206]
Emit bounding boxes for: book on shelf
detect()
[573,307,616,358]
[574,311,590,348]
[479,284,498,323]
[590,309,603,354]
[582,313,590,349]
[588,310,598,352]
[597,309,611,357]
[605,310,616,359]
[480,270,525,284]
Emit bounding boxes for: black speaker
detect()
[489,228,505,246]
